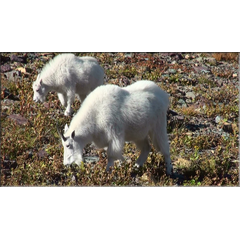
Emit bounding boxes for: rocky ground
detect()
[1,52,239,186]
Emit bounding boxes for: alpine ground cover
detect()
[1,52,239,186]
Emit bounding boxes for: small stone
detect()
[196,57,203,62]
[232,73,237,78]
[1,64,11,72]
[175,115,185,122]
[193,65,209,73]
[83,156,99,164]
[216,79,223,87]
[10,54,27,63]
[215,116,221,124]
[71,175,76,182]
[185,54,190,59]
[178,99,186,105]
[3,70,22,81]
[125,53,132,58]
[37,150,48,158]
[171,61,177,64]
[41,56,50,63]
[205,57,217,66]
[162,74,169,78]
[43,102,55,109]
[186,92,196,99]
[221,132,229,140]
[169,69,176,74]
[8,114,28,125]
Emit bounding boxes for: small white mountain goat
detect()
[58,80,173,175]
[32,53,104,116]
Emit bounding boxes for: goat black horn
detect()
[56,124,67,141]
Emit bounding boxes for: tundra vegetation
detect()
[1,52,239,186]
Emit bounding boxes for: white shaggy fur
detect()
[32,53,104,116]
[59,80,173,175]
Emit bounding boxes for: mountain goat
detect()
[32,53,104,116]
[58,80,173,175]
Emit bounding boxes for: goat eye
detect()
[36,89,39,92]
[66,144,70,148]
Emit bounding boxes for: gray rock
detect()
[3,70,21,81]
[83,156,99,164]
[125,53,132,58]
[1,64,11,72]
[10,54,27,63]
[221,132,229,140]
[215,116,221,124]
[169,69,177,74]
[186,92,196,99]
[71,175,76,182]
[205,57,217,66]
[37,150,48,158]
[178,99,186,105]
[162,74,169,78]
[216,79,223,87]
[178,99,187,107]
[196,57,203,62]
[193,65,210,73]
[43,102,55,109]
[8,114,28,125]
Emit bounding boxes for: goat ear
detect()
[70,130,75,140]
[64,124,69,133]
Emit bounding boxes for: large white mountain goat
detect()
[32,53,104,116]
[58,80,173,175]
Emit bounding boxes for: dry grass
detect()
[212,53,238,62]
[1,52,239,186]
